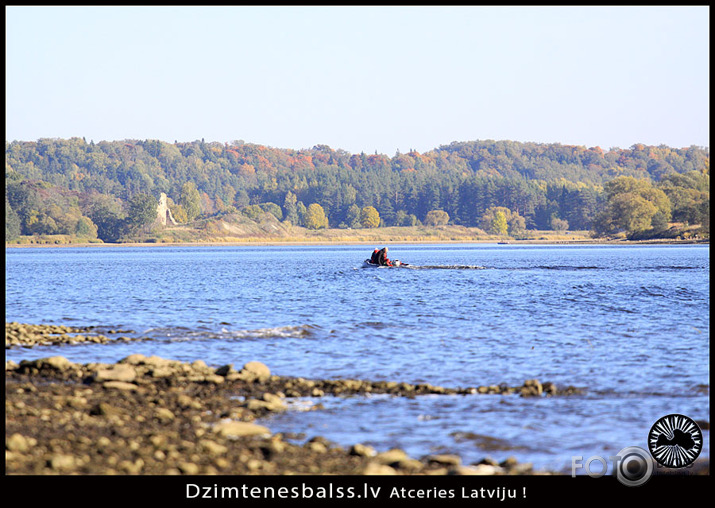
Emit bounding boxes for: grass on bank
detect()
[6,211,707,246]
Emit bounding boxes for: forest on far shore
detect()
[5,138,709,244]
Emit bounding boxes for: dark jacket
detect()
[370,249,380,264]
[375,248,389,266]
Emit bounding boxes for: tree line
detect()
[5,137,709,242]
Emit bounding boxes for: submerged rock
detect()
[5,322,124,348]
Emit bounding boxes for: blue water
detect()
[4,244,710,472]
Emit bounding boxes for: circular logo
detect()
[648,414,703,468]
[615,446,654,487]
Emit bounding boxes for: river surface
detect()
[5,243,710,472]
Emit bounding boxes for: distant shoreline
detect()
[6,238,709,248]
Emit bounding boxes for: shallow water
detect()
[5,243,710,471]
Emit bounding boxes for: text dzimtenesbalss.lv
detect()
[186,483,381,500]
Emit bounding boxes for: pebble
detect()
[449,464,502,475]
[154,408,175,423]
[178,462,200,475]
[239,361,271,382]
[48,454,76,471]
[213,421,271,438]
[375,448,408,465]
[6,433,33,452]
[350,443,376,457]
[394,458,424,472]
[428,454,462,466]
[199,440,228,456]
[89,402,120,417]
[102,381,139,391]
[245,399,286,412]
[363,462,397,475]
[43,356,73,371]
[93,365,137,383]
[500,456,519,467]
[306,441,328,453]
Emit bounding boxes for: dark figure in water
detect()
[370,248,379,264]
[371,247,391,266]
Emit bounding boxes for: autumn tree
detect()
[480,206,525,236]
[360,206,380,228]
[650,211,669,232]
[179,182,202,221]
[490,211,508,235]
[658,170,709,225]
[75,216,98,239]
[508,213,526,235]
[305,203,329,229]
[168,196,189,224]
[594,176,672,237]
[550,215,569,231]
[241,204,264,222]
[259,202,283,221]
[424,210,450,226]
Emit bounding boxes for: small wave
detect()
[409,265,488,270]
[651,266,702,271]
[354,321,391,330]
[639,286,666,297]
[504,266,601,271]
[450,431,530,452]
[143,324,320,342]
[534,266,601,270]
[693,384,710,395]
[234,325,319,339]
[631,285,696,301]
[588,386,709,398]
[283,399,324,412]
[598,304,637,314]
[142,325,195,334]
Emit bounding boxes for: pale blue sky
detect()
[5,6,709,154]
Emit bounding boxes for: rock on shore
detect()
[5,322,139,348]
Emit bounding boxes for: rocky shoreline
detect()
[6,353,568,475]
[5,323,708,476]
